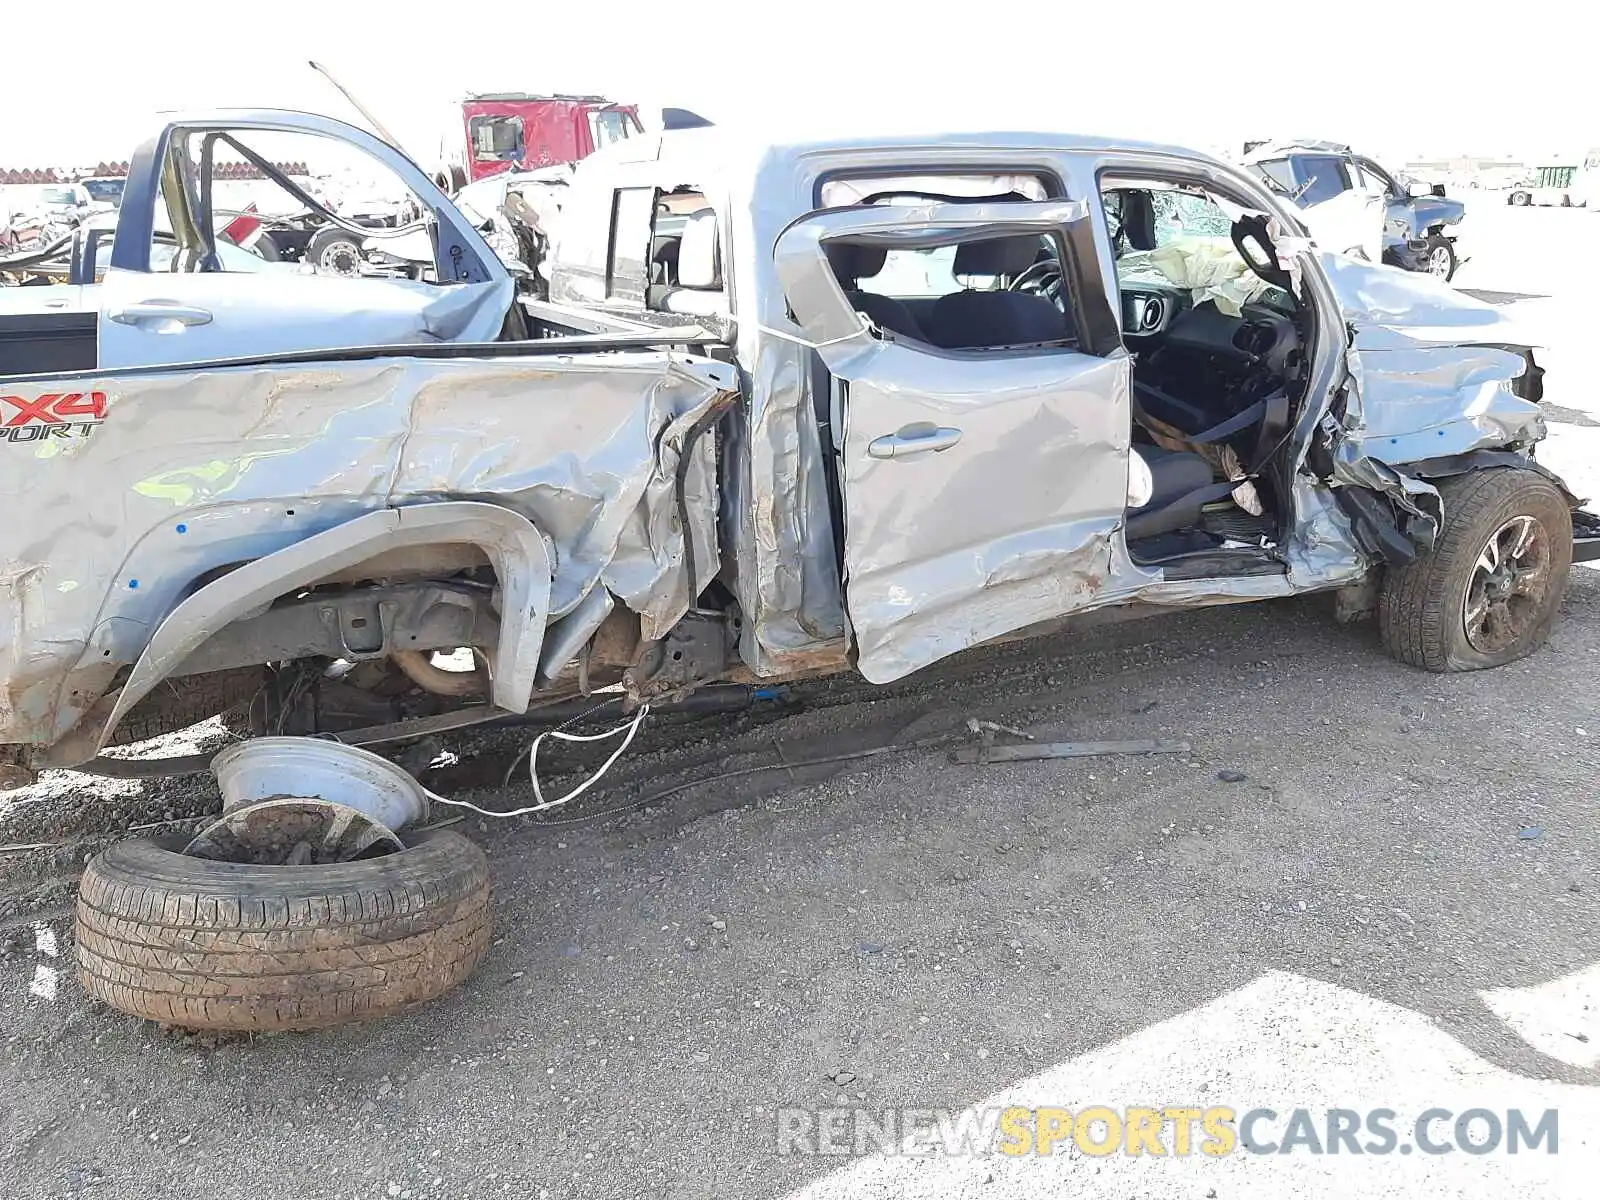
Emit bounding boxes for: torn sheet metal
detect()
[1318,252,1535,350]
[1316,252,1546,538]
[0,351,731,745]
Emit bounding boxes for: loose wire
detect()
[426,703,651,818]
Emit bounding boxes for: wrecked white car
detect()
[2,114,1595,1032]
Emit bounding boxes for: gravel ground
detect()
[1,200,1596,1200]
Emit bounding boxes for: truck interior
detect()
[1098,176,1307,576]
[821,174,1309,581]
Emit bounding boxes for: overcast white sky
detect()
[2,0,1585,168]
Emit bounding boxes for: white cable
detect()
[425,704,651,818]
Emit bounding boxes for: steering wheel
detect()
[1231,215,1293,292]
[1009,257,1067,311]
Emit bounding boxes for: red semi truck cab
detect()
[448,94,642,187]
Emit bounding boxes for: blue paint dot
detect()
[175,523,188,534]
[128,579,139,589]
[1438,429,1447,436]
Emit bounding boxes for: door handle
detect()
[108,301,213,328]
[867,424,963,460]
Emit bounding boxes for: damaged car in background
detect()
[1,112,1595,1033]
[1244,140,1467,281]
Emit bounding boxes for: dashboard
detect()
[1120,284,1182,338]
[1119,284,1300,376]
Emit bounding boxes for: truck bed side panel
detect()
[0,351,730,745]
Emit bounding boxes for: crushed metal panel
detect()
[771,198,1130,684]
[0,350,729,747]
[1314,251,1547,547]
[1336,341,1545,467]
[1317,252,1535,350]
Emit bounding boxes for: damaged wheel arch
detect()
[88,502,554,755]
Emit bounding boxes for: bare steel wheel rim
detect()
[318,239,361,276]
[183,798,403,865]
[1428,244,1452,277]
[1462,514,1552,653]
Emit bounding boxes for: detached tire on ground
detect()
[75,830,490,1032]
[1380,468,1572,672]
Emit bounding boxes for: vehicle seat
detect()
[825,243,926,341]
[1125,446,1214,540]
[924,237,1073,349]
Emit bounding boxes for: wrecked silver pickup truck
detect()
[4,112,1596,1030]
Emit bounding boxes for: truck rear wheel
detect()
[307,227,364,277]
[75,830,491,1031]
[1379,469,1572,671]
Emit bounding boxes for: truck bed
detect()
[0,338,734,750]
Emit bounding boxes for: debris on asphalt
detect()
[953,738,1192,764]
[964,718,1035,741]
[1217,769,1249,783]
[1517,825,1544,840]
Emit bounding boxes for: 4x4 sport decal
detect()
[0,391,107,444]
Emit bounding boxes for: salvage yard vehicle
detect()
[2,111,1596,1032]
[438,92,643,191]
[1244,141,1466,280]
[1506,152,1600,207]
[0,113,513,376]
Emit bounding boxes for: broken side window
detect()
[1294,156,1352,206]
[607,186,653,304]
[1254,159,1296,195]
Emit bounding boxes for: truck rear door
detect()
[774,200,1130,683]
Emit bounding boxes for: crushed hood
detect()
[1319,253,1534,351]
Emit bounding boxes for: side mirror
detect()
[677,210,721,289]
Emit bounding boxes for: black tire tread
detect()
[1379,469,1571,672]
[108,667,264,747]
[74,831,490,1031]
